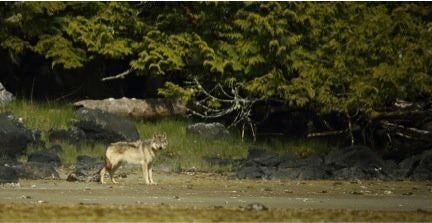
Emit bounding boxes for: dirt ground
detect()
[1,171,432,222]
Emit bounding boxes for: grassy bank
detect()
[1,100,331,172]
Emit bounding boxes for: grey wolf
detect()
[100,133,167,184]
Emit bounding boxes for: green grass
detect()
[2,100,331,172]
[136,118,249,172]
[0,100,74,131]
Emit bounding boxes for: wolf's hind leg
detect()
[100,167,107,184]
[109,162,121,184]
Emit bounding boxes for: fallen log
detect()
[74,97,187,119]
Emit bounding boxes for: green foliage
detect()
[34,35,87,69]
[130,32,190,74]
[158,81,194,103]
[1,2,432,120]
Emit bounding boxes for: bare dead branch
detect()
[307,129,348,138]
[370,110,426,121]
[188,78,260,141]
[101,69,132,82]
[380,121,431,135]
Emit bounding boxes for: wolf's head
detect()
[150,132,168,151]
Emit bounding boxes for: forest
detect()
[1,2,432,150]
[1,3,432,221]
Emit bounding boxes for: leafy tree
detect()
[1,2,432,141]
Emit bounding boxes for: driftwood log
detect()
[74,98,187,119]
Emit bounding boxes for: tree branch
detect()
[307,129,348,138]
[188,78,260,141]
[101,69,132,82]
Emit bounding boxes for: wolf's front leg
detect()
[149,165,157,185]
[142,162,150,184]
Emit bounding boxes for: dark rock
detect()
[332,167,366,180]
[48,128,86,144]
[254,155,282,168]
[300,155,325,167]
[66,172,82,182]
[16,162,59,180]
[247,147,273,160]
[28,151,61,167]
[331,166,390,180]
[68,155,103,182]
[270,168,300,180]
[0,113,38,158]
[280,155,324,169]
[49,145,63,154]
[398,154,422,178]
[381,159,400,179]
[325,146,393,180]
[0,165,18,183]
[246,147,282,167]
[271,167,330,180]
[325,145,384,169]
[411,150,432,180]
[0,82,14,106]
[236,161,270,179]
[75,155,103,172]
[186,122,230,139]
[278,154,301,168]
[66,171,99,182]
[298,166,330,180]
[73,108,139,143]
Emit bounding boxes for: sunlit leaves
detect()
[34,35,87,69]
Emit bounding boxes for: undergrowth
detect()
[2,100,331,172]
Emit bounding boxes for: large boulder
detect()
[0,82,14,106]
[237,147,289,179]
[411,150,432,180]
[186,122,230,139]
[74,97,187,119]
[325,145,384,169]
[236,160,271,179]
[48,127,86,144]
[246,147,282,167]
[271,167,330,180]
[237,147,330,180]
[325,145,391,180]
[27,151,61,167]
[0,113,39,158]
[272,155,328,180]
[279,155,323,169]
[14,162,59,180]
[73,108,139,143]
[0,165,18,183]
[395,154,422,179]
[235,144,432,181]
[66,155,103,182]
